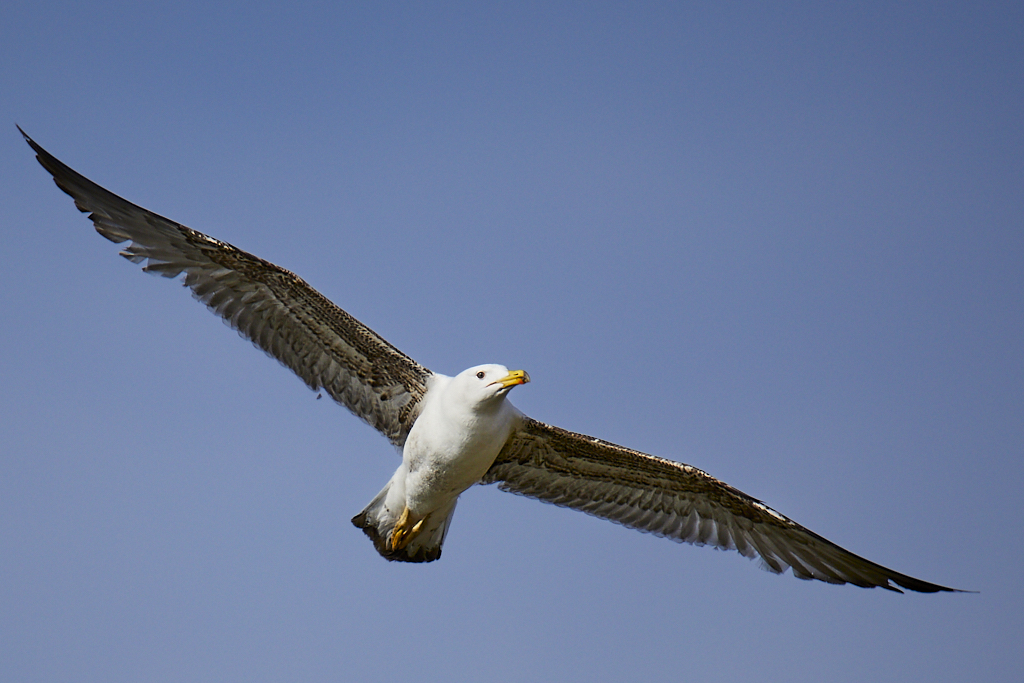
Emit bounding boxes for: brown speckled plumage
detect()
[485,418,955,592]
[23,127,429,447]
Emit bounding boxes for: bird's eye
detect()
[476,371,485,379]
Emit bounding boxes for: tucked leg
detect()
[389,507,428,551]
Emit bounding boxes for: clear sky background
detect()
[2,2,1021,681]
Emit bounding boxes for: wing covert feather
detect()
[23,129,430,446]
[485,417,960,593]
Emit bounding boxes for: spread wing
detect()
[485,417,961,593]
[22,128,431,446]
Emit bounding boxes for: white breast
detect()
[400,373,519,515]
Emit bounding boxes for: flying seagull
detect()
[21,128,962,593]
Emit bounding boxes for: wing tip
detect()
[17,124,48,160]
[887,576,974,594]
[18,126,81,194]
[18,124,40,158]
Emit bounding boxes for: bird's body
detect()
[354,365,527,562]
[21,127,965,593]
[402,367,524,514]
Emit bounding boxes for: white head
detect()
[446,364,530,411]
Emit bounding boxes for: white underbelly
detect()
[401,410,514,514]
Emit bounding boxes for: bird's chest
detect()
[402,405,512,502]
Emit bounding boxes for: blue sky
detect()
[2,2,1021,681]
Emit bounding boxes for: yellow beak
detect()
[491,369,531,388]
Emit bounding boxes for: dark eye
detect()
[476,371,485,379]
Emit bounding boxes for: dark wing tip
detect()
[19,127,93,208]
[18,125,47,159]
[889,576,975,594]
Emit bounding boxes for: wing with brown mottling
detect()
[23,128,430,446]
[485,417,960,593]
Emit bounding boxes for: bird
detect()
[21,127,963,593]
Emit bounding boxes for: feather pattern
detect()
[21,128,431,446]
[485,417,958,593]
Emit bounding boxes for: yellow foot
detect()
[390,507,428,551]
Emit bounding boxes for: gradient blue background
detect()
[2,3,1020,681]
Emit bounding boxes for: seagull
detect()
[21,127,964,593]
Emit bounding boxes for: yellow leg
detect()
[390,507,428,551]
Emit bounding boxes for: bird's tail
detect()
[351,482,457,563]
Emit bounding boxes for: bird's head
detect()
[451,364,530,409]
